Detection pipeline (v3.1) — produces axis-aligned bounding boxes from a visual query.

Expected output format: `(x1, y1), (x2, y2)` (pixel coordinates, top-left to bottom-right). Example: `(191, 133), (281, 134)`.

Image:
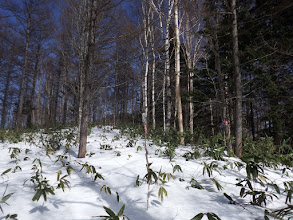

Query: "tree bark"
(212, 16), (232, 151)
(141, 0), (150, 127)
(53, 64), (62, 122)
(35, 80), (42, 125)
(78, 0), (96, 158)
(1, 67), (12, 129)
(62, 64), (69, 125)
(27, 40), (41, 127)
(174, 0), (184, 145)
(231, 0), (242, 157)
(16, 0), (32, 129)
(165, 0), (173, 132)
(151, 17), (156, 130)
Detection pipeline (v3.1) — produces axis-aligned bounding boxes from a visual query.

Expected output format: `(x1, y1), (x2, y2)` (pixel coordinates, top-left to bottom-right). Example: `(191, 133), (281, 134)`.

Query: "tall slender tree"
(174, 0), (184, 145)
(231, 0), (243, 157)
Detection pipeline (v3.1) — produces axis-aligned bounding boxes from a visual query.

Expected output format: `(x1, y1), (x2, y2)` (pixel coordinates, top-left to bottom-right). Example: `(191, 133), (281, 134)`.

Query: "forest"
(0, 0), (293, 219)
(0, 0), (292, 158)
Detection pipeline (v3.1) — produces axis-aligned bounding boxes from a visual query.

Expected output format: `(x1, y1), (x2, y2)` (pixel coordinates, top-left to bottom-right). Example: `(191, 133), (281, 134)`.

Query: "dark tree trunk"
(62, 66), (69, 125)
(78, 0), (96, 158)
(212, 22), (232, 151)
(27, 41), (41, 128)
(53, 65), (62, 122)
(1, 68), (12, 129)
(16, 0), (32, 129)
(231, 0), (243, 157)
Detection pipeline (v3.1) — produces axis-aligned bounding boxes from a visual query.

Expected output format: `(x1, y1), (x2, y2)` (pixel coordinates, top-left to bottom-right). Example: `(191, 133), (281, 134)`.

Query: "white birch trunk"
(141, 1), (151, 126)
(151, 12), (156, 129)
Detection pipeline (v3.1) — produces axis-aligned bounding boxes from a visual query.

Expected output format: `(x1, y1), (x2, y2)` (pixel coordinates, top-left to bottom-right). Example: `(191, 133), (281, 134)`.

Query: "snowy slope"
(0, 126), (292, 220)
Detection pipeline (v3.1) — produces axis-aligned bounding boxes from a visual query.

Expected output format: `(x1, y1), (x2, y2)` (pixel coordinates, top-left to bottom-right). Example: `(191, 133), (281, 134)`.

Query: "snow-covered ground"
(0, 126), (292, 220)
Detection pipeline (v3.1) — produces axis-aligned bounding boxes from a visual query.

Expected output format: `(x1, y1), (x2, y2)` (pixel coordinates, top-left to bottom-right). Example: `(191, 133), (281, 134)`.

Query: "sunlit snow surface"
(0, 126), (292, 220)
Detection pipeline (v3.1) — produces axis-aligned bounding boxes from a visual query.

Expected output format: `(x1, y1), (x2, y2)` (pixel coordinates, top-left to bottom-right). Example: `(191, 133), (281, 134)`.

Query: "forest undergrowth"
(0, 124), (292, 220)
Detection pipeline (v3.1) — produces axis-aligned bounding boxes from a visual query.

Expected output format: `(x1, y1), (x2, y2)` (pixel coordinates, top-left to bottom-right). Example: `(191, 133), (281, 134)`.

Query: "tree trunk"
(141, 0), (150, 127)
(62, 64), (69, 125)
(77, 58), (84, 143)
(163, 64), (166, 132)
(113, 45), (118, 128)
(231, 0), (242, 157)
(174, 0), (184, 145)
(54, 65), (62, 123)
(165, 0), (173, 132)
(209, 98), (215, 135)
(143, 47), (149, 127)
(1, 68), (12, 129)
(212, 19), (232, 151)
(35, 80), (41, 125)
(28, 40), (41, 127)
(16, 0), (32, 129)
(186, 53), (194, 139)
(78, 0), (96, 158)
(151, 23), (156, 130)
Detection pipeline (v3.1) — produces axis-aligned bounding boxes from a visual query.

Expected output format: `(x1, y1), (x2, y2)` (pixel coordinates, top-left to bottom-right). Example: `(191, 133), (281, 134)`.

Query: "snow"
(0, 126), (292, 220)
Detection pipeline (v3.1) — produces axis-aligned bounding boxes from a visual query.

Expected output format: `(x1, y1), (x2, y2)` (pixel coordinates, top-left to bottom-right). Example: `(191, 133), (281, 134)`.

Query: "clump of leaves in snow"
(163, 142), (177, 161)
(100, 144), (113, 150)
(264, 205), (293, 220)
(201, 161), (223, 191)
(0, 129), (24, 143)
(100, 185), (120, 203)
(235, 160), (280, 206)
(191, 212), (221, 220)
(187, 178), (203, 190)
(0, 185), (14, 214)
(95, 204), (129, 220)
(77, 161), (104, 182)
(25, 127), (77, 155)
(8, 147), (21, 163)
(200, 135), (227, 161)
(56, 170), (71, 192)
(29, 158), (55, 203)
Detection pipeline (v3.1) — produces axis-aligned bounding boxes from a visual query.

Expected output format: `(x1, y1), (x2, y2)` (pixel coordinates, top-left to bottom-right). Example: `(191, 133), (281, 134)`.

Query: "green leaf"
(158, 186), (168, 201)
(268, 183), (280, 194)
(66, 166), (75, 176)
(91, 165), (96, 174)
(103, 206), (116, 217)
(223, 193), (232, 201)
(117, 204), (125, 216)
(94, 173), (104, 181)
(57, 170), (61, 181)
(210, 178), (223, 191)
(247, 180), (253, 190)
(116, 192), (120, 203)
(136, 175), (141, 187)
(107, 187), (111, 195)
(46, 188), (55, 195)
(173, 164), (183, 173)
(5, 213), (18, 219)
(240, 187), (245, 197)
(32, 189), (43, 202)
(0, 193), (13, 204)
(264, 210), (270, 220)
(43, 191), (47, 201)
(206, 212), (221, 220)
(1, 168), (12, 176)
(191, 213), (204, 220)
